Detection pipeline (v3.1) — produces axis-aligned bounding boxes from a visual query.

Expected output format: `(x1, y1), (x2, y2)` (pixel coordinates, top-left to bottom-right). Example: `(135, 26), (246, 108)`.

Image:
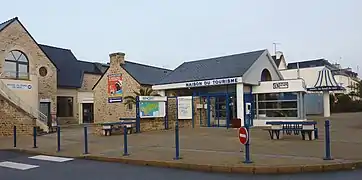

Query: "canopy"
(307, 68), (345, 91)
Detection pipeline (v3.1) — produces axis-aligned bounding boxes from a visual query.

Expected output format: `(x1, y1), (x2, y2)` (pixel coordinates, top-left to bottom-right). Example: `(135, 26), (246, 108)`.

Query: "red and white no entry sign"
(239, 127), (249, 145)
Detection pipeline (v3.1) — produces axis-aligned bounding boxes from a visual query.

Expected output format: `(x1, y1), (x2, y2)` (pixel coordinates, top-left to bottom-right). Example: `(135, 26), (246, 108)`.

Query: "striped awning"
(307, 68), (345, 91)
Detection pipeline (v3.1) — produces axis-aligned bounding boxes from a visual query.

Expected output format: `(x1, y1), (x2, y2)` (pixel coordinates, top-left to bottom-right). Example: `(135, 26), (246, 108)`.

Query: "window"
(255, 92), (299, 118)
(57, 97), (74, 117)
(4, 50), (29, 79)
(127, 103), (133, 110)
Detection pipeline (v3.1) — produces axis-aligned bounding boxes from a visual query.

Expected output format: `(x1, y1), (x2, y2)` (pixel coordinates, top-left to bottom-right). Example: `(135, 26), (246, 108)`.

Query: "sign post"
(239, 125), (252, 163)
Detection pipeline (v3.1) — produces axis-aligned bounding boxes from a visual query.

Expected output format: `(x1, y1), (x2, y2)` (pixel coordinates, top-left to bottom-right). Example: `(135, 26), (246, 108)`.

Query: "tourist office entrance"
(153, 76), (308, 128)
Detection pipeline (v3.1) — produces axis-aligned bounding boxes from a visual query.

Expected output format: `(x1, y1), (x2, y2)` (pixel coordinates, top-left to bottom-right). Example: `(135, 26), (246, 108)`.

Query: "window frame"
(4, 50), (29, 80)
(254, 92), (302, 120)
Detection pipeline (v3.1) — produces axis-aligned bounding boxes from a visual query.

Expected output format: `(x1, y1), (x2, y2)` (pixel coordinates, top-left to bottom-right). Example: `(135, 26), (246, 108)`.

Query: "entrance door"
(204, 94), (231, 128)
(82, 103), (94, 123)
(39, 102), (51, 128)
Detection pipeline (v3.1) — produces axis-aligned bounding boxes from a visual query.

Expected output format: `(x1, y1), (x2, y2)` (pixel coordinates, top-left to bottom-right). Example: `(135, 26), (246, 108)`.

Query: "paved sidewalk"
(1, 112), (362, 174)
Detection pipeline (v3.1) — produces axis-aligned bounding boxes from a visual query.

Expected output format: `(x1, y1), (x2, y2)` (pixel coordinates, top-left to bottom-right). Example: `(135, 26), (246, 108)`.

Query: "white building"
(273, 56), (360, 114)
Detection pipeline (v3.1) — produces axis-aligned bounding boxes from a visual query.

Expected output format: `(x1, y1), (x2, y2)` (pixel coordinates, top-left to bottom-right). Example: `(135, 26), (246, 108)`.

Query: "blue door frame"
(196, 92), (234, 129)
(243, 90), (254, 127)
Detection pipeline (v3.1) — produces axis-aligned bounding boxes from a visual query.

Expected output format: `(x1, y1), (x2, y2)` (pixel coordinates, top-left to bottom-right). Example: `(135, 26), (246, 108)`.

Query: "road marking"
(29, 155), (74, 162)
(0, 161), (39, 170)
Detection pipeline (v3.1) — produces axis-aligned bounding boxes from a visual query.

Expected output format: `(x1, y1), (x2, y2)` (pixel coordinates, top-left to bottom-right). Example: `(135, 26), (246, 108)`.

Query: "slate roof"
(157, 49), (266, 85)
(0, 17), (17, 32)
(287, 59), (337, 70)
(123, 61), (172, 85)
(39, 44), (86, 88)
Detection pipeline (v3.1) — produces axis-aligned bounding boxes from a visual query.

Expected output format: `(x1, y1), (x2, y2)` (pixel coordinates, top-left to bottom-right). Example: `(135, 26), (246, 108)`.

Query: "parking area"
(1, 112), (362, 167)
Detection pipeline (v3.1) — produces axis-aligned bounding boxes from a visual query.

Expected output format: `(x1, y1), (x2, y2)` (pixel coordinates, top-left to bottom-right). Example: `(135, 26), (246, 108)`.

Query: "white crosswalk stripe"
(0, 155), (74, 171)
(29, 155), (74, 162)
(0, 161), (39, 170)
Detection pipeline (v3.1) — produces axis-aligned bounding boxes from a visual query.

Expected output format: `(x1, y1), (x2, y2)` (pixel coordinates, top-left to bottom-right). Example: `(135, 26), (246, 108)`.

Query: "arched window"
(3, 50), (29, 79)
(261, 68), (272, 81)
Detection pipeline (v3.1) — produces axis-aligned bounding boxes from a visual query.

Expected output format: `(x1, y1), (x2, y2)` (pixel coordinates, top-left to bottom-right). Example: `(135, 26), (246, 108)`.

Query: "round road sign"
(238, 127), (249, 145)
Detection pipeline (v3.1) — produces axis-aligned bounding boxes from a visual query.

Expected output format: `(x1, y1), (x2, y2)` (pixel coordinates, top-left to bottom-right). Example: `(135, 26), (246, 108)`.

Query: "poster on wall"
(139, 96), (167, 118)
(177, 96), (193, 119)
(107, 74), (123, 103)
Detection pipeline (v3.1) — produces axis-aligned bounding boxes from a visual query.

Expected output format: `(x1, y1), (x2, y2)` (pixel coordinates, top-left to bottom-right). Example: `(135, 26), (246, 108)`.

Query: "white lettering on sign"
(185, 78), (238, 88)
(239, 134), (247, 138)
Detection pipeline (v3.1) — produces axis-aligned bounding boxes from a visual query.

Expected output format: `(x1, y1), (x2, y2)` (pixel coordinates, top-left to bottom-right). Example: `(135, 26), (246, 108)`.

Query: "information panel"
(177, 96), (193, 119)
(139, 96), (167, 118)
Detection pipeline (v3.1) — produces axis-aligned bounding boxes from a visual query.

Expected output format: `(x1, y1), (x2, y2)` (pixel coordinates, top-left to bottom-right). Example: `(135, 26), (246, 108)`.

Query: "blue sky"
(1, 0), (361, 75)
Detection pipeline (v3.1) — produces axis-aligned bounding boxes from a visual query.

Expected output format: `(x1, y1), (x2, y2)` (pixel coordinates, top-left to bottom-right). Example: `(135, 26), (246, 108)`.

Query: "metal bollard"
(243, 123), (253, 164)
(123, 125), (129, 156)
(83, 126), (88, 154)
(323, 120), (333, 160)
(174, 121), (180, 160)
(33, 127), (37, 148)
(13, 126), (17, 148)
(57, 126), (61, 152)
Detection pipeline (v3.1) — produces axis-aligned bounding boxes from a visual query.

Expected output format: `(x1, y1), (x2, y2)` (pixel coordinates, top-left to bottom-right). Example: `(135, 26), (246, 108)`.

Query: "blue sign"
(7, 83), (32, 90)
(185, 78), (238, 87)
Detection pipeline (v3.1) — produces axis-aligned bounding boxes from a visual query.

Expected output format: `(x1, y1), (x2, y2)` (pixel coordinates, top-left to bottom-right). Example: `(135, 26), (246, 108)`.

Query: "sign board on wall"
(107, 74), (123, 103)
(185, 77), (238, 88)
(252, 79), (307, 94)
(273, 82), (289, 89)
(6, 83), (32, 90)
(177, 96), (192, 119)
(139, 96), (167, 118)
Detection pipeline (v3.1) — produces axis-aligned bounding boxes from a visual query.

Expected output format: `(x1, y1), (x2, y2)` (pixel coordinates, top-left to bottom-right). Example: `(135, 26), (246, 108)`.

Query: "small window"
(127, 103), (133, 110)
(39, 67), (48, 77)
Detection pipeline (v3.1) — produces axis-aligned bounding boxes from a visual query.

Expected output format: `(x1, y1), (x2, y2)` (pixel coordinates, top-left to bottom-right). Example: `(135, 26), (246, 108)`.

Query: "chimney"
(109, 52), (125, 67)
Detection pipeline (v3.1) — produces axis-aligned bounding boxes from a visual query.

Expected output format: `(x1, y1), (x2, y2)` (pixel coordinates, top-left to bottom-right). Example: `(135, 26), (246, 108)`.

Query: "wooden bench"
(100, 119), (136, 136)
(264, 121), (318, 140)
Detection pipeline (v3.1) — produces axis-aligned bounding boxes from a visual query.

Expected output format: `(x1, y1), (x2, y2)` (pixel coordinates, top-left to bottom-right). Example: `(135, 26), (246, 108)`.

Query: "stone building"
(92, 52), (173, 132)
(0, 17), (171, 136)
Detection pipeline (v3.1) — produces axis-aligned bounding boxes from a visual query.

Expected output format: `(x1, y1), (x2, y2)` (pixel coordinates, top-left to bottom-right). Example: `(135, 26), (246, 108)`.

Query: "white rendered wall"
(280, 66), (325, 88)
(236, 83), (244, 126)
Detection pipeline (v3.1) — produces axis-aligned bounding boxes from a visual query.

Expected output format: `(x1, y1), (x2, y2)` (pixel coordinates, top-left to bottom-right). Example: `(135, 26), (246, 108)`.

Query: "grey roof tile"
(157, 49), (266, 84)
(122, 61), (172, 85)
(39, 44), (86, 88)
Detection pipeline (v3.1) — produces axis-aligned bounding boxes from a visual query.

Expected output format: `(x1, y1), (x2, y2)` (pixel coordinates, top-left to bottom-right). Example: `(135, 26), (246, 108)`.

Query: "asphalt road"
(0, 150), (361, 180)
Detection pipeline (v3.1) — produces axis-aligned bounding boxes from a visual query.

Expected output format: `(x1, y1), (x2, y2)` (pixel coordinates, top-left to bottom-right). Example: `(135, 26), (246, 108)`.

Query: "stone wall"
(0, 19), (57, 114)
(0, 94), (35, 136)
(80, 73), (102, 91)
(93, 53), (139, 124)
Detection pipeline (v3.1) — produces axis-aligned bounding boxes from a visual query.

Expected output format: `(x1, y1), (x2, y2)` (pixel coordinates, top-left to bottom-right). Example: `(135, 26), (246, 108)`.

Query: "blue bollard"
(243, 122), (253, 164)
(174, 121), (180, 160)
(13, 126), (16, 148)
(123, 125), (129, 156)
(83, 126), (88, 154)
(323, 120), (333, 160)
(315, 128), (319, 139)
(57, 126), (61, 152)
(135, 96), (141, 133)
(33, 127), (37, 148)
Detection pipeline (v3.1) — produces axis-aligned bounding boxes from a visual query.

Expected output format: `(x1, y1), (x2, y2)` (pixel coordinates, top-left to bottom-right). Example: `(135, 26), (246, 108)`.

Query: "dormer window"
(3, 50), (29, 80)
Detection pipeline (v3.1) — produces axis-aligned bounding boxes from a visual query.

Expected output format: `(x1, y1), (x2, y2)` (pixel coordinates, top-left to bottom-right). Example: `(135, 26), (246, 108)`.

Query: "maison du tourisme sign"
(185, 77), (238, 88)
